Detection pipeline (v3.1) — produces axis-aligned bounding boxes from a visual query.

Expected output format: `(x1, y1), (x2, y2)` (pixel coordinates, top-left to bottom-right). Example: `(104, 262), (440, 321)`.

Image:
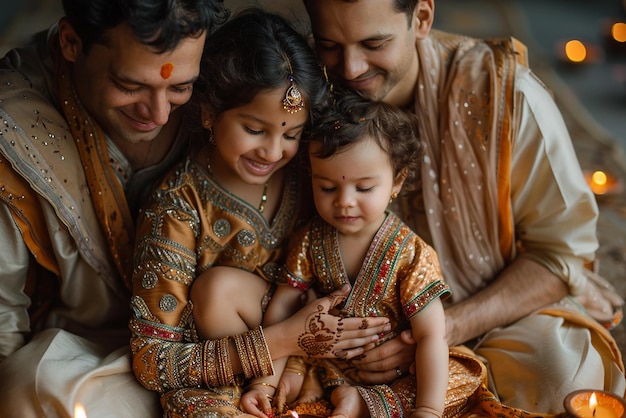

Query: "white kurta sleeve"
(510, 65), (599, 295)
(0, 203), (32, 360)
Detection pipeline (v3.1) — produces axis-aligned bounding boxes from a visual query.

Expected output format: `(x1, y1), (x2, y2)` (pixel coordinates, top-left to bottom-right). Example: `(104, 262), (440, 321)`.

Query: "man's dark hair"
(62, 0), (229, 54)
(391, 0), (419, 25)
(303, 0), (418, 27)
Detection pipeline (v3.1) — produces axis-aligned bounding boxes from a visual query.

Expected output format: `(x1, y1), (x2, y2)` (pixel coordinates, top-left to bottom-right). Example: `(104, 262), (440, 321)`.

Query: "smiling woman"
(128, 9), (395, 418)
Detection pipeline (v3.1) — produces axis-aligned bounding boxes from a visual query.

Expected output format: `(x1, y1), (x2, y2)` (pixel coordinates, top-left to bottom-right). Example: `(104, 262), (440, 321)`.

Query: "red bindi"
(160, 62), (174, 79)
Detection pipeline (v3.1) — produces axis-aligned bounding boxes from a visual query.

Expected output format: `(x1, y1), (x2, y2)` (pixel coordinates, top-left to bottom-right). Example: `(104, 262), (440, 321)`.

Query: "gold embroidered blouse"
(129, 146), (310, 392)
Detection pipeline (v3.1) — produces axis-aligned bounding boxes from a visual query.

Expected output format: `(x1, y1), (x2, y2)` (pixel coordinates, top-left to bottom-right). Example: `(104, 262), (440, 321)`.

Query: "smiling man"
(303, 0), (626, 414)
(0, 0), (227, 416)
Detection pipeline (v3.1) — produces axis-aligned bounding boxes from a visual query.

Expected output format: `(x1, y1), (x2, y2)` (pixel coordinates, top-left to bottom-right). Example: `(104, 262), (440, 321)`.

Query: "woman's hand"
(347, 329), (416, 384)
(240, 385), (274, 418)
(274, 371), (306, 412)
(265, 285), (391, 360)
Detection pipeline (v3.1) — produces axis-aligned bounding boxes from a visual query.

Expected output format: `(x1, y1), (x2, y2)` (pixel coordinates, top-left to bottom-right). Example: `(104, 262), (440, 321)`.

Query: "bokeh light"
(565, 40), (587, 63)
(611, 22), (626, 43)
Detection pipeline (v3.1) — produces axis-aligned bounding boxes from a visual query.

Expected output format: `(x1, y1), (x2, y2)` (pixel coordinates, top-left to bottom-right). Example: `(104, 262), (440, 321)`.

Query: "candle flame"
(589, 392), (598, 410)
(74, 403), (87, 418)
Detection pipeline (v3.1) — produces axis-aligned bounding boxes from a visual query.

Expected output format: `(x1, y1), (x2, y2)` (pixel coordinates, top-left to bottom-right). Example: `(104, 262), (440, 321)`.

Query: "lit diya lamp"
(278, 399), (332, 417)
(564, 390), (626, 418)
(279, 411), (323, 418)
(583, 170), (624, 196)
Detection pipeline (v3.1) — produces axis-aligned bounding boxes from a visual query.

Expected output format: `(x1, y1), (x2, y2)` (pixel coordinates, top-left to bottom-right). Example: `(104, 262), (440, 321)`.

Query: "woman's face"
(204, 86), (308, 187)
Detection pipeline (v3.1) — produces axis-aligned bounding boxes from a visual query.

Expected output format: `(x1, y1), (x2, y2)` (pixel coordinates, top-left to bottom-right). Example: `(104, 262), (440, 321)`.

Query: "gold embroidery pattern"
(130, 156), (305, 397)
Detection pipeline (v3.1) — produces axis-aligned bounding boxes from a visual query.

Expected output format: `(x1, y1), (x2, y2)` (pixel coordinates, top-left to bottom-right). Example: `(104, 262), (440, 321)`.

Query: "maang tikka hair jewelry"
(283, 58), (304, 114)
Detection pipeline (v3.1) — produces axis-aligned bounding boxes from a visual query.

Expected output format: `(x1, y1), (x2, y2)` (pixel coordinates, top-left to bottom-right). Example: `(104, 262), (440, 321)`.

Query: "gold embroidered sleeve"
(399, 235), (450, 319)
(130, 180), (206, 392)
(130, 318), (274, 392)
(130, 319), (204, 392)
(282, 222), (315, 291)
(130, 167), (275, 392)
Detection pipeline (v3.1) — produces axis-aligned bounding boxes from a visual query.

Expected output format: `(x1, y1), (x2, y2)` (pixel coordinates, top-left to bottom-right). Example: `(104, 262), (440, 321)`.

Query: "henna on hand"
(290, 285), (391, 360)
(297, 304), (345, 357)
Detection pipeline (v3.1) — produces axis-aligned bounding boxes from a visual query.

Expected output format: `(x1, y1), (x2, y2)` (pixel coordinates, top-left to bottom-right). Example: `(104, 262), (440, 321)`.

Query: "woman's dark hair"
(310, 88), (421, 191)
(62, 0), (229, 54)
(192, 8), (329, 125)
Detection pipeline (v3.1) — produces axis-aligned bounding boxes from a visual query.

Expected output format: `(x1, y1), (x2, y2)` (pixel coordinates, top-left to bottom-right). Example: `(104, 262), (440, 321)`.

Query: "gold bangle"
(202, 340), (219, 387)
(244, 381), (277, 399)
(285, 371), (304, 376)
(248, 326), (274, 377)
(284, 356), (307, 376)
(234, 333), (253, 379)
(245, 382), (277, 391)
(410, 406), (442, 418)
(216, 336), (235, 385)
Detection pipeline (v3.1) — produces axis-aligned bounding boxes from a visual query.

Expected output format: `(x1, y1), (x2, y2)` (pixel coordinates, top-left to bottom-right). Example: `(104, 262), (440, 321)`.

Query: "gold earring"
(203, 119), (211, 129)
(207, 128), (216, 146)
(389, 192), (398, 204)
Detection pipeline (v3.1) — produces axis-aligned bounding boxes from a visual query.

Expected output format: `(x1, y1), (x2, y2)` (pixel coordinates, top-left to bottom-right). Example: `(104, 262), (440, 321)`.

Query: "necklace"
(258, 182), (269, 213)
(206, 155), (269, 213)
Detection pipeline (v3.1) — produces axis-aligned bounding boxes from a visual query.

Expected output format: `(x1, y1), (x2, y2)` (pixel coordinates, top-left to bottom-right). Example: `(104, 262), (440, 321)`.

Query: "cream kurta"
(0, 27), (187, 417)
(398, 31), (625, 412)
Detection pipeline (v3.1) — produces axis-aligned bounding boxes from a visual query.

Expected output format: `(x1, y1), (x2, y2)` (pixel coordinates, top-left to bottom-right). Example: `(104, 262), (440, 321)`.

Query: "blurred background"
(434, 0), (626, 157)
(2, 0), (625, 348)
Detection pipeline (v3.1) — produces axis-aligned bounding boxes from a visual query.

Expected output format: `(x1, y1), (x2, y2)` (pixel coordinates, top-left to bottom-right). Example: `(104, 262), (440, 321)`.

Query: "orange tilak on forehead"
(160, 62), (174, 79)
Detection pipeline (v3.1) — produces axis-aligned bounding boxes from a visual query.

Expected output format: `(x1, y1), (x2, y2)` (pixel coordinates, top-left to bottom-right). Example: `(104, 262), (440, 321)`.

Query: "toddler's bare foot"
(329, 385), (368, 418)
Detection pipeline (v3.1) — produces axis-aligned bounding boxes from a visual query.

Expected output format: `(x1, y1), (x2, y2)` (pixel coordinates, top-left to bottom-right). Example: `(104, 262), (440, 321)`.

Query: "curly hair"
(309, 88), (421, 191)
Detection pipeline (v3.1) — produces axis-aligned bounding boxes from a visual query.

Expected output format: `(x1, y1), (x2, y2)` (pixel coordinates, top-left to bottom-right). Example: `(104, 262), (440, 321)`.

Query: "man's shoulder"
(428, 29), (528, 68)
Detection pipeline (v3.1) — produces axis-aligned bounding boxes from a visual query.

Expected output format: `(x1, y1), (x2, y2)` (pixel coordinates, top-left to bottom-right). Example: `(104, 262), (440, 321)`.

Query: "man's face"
(67, 23), (206, 147)
(307, 0), (419, 107)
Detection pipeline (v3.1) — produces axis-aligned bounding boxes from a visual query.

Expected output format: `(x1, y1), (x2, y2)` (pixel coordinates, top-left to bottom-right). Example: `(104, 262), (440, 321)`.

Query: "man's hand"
(347, 329), (416, 384)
